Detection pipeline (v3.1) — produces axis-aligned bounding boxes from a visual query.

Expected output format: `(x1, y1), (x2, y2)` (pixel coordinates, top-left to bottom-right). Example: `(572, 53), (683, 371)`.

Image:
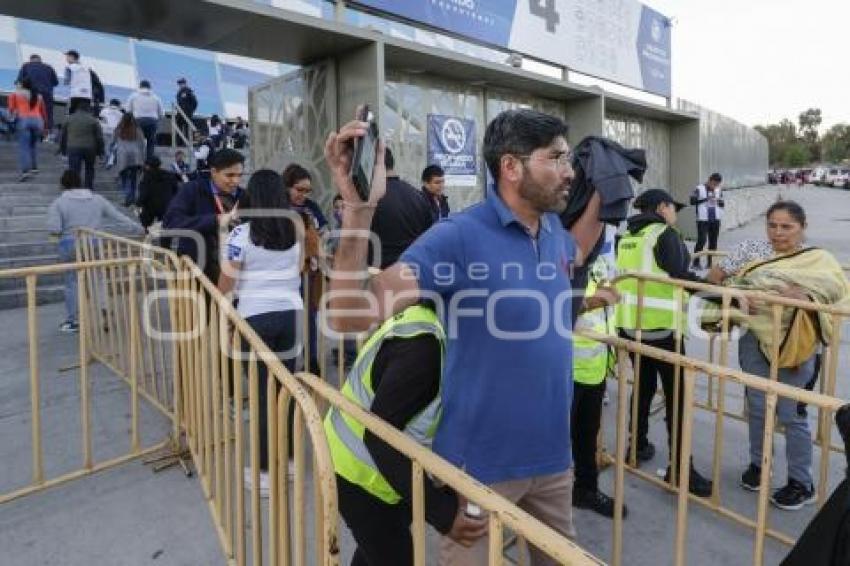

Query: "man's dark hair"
(60, 170), (82, 189)
(109, 98), (121, 107)
(385, 147), (395, 171)
(709, 172), (723, 183)
(421, 164), (445, 183)
(29, 54), (41, 62)
(282, 163), (311, 188)
(483, 109), (569, 182)
(66, 50), (79, 60)
(139, 80), (151, 89)
(209, 148), (245, 170)
(145, 155), (162, 169)
(242, 169), (296, 251)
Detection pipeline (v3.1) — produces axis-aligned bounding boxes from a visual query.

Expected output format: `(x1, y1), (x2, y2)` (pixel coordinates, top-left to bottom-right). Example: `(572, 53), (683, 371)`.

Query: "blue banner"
(427, 114), (478, 187)
(353, 0), (516, 47)
(350, 0), (672, 97)
(637, 5), (672, 98)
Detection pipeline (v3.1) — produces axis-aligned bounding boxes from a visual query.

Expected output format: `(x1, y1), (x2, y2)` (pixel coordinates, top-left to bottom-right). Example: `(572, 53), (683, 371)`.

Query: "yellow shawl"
(703, 247), (850, 368)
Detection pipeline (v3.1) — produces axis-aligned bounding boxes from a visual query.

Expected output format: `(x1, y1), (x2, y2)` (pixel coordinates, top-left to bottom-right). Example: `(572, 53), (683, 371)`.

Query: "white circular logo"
(651, 19), (663, 42)
(440, 118), (467, 155)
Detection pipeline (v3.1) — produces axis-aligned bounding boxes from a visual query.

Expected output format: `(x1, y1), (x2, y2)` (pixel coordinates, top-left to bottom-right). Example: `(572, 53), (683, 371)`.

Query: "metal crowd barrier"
(0, 255), (175, 505)
(576, 271), (849, 566)
(72, 229), (604, 565)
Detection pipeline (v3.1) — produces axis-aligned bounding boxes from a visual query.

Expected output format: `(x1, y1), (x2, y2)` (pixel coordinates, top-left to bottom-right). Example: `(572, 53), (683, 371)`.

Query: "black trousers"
(245, 309), (298, 470)
(694, 220), (721, 265)
(338, 475), (413, 566)
(571, 380), (606, 492)
(68, 147), (96, 189)
(625, 331), (685, 464)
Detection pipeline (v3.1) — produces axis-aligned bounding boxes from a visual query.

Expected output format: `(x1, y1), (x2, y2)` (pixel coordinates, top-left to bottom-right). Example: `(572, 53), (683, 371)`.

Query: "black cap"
(177, 77), (187, 84)
(633, 189), (686, 211)
(65, 49), (79, 59)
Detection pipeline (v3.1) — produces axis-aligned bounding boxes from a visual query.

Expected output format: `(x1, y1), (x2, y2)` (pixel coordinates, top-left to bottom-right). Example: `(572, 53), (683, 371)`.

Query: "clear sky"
(646, 0), (847, 130)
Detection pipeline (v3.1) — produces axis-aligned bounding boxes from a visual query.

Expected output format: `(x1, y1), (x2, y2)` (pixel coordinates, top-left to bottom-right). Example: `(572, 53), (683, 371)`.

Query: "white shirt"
(99, 107), (123, 134)
(693, 184), (724, 222)
(65, 63), (92, 99)
(126, 89), (163, 120)
(224, 223), (303, 319)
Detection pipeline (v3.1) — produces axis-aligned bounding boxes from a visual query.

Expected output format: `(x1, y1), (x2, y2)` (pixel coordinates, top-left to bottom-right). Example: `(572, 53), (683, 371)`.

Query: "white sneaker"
(243, 468), (270, 498)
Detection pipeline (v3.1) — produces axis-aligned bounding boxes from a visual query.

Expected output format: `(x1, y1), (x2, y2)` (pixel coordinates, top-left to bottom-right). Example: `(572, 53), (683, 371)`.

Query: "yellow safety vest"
(573, 256), (616, 385)
(324, 305), (445, 504)
(615, 223), (685, 331)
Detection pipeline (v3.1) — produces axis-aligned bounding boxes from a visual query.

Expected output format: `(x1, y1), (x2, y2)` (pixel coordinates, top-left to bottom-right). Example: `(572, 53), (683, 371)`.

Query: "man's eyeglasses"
(514, 152), (574, 169)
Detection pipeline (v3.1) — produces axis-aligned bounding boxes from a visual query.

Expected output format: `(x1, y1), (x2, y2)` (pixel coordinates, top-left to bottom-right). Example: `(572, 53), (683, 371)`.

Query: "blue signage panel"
(427, 114), (478, 186)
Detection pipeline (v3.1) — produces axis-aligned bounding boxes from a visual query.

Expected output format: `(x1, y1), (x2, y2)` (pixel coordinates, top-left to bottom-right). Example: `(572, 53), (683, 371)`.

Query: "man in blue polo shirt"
(325, 109), (579, 565)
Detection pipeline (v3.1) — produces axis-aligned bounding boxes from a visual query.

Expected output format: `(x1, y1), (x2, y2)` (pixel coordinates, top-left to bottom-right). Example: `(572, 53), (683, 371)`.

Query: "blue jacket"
(163, 178), (243, 273)
(16, 62), (58, 96)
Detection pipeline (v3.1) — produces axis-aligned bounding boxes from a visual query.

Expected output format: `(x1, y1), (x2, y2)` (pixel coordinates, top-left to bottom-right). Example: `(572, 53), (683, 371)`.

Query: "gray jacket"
(47, 189), (141, 238)
(114, 128), (146, 174)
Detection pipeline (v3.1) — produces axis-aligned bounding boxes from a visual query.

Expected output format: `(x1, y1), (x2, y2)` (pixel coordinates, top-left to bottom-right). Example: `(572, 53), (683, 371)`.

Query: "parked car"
(830, 169), (850, 189)
(810, 166), (830, 185)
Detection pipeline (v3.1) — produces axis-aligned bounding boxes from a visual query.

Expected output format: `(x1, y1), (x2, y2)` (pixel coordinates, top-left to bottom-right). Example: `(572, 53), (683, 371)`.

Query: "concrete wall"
(678, 99), (769, 189)
(604, 112), (671, 191)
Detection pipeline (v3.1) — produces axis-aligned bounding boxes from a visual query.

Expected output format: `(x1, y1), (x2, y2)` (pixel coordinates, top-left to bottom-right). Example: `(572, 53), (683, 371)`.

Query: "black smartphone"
(350, 105), (379, 202)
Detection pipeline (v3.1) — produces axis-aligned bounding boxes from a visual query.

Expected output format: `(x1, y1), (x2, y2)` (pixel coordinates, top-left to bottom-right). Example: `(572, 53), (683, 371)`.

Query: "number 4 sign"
(529, 0), (560, 33)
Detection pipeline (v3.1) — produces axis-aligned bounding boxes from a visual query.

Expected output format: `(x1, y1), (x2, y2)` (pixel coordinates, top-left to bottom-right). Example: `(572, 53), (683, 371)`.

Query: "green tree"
(798, 108), (822, 162)
(821, 124), (850, 164)
(755, 119), (798, 166)
(782, 143), (810, 167)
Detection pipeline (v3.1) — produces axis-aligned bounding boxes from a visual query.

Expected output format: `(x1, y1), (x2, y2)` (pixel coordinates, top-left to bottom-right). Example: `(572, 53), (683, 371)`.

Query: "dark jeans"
(245, 309), (299, 471)
(120, 167), (138, 205)
(338, 475), (413, 566)
(136, 117), (158, 159)
(694, 220), (721, 266)
(68, 147), (96, 189)
(625, 331), (686, 464)
(40, 90), (55, 131)
(571, 380), (606, 492)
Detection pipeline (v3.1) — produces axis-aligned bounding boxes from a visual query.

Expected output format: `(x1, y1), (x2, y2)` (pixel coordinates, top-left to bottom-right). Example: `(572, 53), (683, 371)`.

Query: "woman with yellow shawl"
(707, 201), (850, 510)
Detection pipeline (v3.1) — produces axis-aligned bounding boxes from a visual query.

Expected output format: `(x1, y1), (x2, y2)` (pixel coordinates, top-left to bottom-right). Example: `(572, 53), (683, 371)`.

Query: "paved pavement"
(2, 186), (849, 565)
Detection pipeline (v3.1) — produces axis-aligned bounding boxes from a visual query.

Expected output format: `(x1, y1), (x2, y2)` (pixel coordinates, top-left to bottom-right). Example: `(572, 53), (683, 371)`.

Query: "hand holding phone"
(323, 107), (386, 207)
(350, 105), (380, 201)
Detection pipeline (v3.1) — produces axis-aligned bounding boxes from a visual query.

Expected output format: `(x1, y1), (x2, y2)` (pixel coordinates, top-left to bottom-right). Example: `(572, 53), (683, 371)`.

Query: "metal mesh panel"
(605, 112), (671, 190)
(249, 61), (337, 214)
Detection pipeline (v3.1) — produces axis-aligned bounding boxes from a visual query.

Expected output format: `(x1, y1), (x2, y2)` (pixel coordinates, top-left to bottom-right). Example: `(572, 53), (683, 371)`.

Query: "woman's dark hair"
(766, 200), (806, 226)
(242, 169), (296, 251)
(483, 109), (569, 182)
(60, 169), (82, 190)
(115, 112), (140, 141)
(282, 163), (311, 188)
(21, 78), (38, 109)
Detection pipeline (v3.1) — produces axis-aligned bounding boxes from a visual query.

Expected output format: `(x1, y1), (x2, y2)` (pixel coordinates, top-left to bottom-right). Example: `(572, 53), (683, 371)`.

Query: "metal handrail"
(170, 103), (197, 169)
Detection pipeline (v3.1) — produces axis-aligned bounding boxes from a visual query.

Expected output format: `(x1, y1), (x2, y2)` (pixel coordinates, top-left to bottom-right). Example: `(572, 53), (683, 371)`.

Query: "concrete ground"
(1, 185), (849, 565)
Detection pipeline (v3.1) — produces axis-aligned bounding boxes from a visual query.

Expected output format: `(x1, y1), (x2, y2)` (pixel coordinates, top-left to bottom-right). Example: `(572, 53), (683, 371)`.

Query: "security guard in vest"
(325, 302), (487, 565)
(615, 188), (712, 497)
(571, 253), (629, 518)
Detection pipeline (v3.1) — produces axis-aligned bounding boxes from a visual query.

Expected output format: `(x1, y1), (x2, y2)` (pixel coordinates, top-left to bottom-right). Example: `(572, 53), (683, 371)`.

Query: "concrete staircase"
(0, 140), (143, 309)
